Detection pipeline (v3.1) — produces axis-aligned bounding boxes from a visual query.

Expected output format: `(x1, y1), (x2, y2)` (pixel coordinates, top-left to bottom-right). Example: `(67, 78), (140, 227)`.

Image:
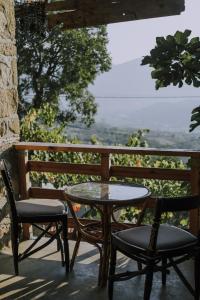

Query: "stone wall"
(0, 0), (19, 249)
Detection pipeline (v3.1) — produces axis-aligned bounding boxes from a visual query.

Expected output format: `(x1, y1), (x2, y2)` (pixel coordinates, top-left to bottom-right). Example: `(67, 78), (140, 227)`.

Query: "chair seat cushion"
(16, 198), (67, 217)
(113, 224), (198, 252)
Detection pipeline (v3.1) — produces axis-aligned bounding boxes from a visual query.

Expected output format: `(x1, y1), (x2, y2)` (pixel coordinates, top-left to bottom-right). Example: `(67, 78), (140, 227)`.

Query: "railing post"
(101, 154), (110, 181)
(18, 150), (31, 239)
(190, 157), (200, 235)
(18, 150), (30, 199)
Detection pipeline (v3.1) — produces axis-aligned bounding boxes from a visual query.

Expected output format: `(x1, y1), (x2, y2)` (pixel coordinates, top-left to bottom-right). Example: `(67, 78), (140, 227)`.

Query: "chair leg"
(162, 257), (167, 285)
(108, 244), (117, 300)
(62, 219), (69, 274)
(97, 246), (103, 287)
(195, 253), (200, 300)
(70, 233), (81, 271)
(12, 222), (19, 276)
(55, 223), (61, 252)
(138, 262), (143, 271)
(143, 265), (154, 300)
(59, 238), (65, 267)
(54, 222), (65, 266)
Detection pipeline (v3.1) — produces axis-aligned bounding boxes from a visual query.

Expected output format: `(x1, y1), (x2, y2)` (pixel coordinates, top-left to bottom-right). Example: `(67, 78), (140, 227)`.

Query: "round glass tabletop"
(65, 182), (150, 205)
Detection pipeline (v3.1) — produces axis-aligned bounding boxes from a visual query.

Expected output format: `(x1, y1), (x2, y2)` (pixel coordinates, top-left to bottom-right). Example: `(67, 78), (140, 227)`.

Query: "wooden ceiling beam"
(46, 0), (185, 30)
(48, 11), (136, 30)
(46, 0), (77, 12)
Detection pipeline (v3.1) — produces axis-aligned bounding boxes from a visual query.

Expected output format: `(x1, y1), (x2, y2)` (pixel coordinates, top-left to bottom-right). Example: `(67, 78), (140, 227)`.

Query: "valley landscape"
(69, 58), (200, 149)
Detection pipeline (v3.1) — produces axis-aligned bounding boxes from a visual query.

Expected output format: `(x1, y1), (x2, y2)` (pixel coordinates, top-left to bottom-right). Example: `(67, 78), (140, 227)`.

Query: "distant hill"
(89, 58), (200, 132)
(67, 122), (200, 150)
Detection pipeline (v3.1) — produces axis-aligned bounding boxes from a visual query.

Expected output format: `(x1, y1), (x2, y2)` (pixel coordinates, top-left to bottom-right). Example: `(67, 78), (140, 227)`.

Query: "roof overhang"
(46, 0), (185, 30)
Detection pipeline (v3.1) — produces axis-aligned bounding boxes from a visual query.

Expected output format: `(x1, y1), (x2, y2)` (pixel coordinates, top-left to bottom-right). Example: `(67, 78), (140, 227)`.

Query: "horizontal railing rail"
(25, 161), (191, 181)
(15, 142), (200, 157)
(14, 142), (200, 236)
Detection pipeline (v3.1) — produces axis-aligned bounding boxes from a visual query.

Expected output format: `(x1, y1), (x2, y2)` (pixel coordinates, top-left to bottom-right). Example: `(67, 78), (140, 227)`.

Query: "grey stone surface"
(0, 55), (13, 89)
(0, 240), (194, 300)
(0, 0), (19, 249)
(0, 0), (16, 39)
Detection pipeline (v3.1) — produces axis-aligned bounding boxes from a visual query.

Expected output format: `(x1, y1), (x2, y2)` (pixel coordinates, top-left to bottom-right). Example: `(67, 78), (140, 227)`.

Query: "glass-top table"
(64, 182), (150, 287)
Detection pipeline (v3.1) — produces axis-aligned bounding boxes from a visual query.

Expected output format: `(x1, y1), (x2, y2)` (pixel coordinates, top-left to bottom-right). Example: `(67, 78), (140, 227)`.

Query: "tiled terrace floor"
(0, 239), (194, 300)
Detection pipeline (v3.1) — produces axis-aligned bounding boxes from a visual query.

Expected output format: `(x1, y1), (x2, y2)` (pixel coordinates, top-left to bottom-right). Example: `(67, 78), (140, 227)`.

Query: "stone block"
(0, 43), (16, 56)
(0, 89), (18, 117)
(8, 115), (20, 134)
(0, 55), (13, 89)
(0, 55), (17, 88)
(11, 59), (18, 86)
(0, 0), (15, 40)
(0, 119), (7, 137)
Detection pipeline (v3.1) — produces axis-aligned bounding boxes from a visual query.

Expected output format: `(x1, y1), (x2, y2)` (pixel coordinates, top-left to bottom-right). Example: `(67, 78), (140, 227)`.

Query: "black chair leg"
(138, 262), (143, 271)
(70, 233), (81, 271)
(195, 253), (200, 300)
(162, 257), (167, 285)
(54, 222), (65, 266)
(97, 246), (103, 287)
(62, 219), (69, 274)
(144, 265), (154, 300)
(12, 222), (19, 276)
(55, 223), (61, 252)
(108, 245), (117, 300)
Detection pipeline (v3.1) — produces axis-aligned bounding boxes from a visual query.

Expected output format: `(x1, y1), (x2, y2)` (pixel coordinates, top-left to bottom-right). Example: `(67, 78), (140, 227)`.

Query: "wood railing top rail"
(14, 142), (200, 158)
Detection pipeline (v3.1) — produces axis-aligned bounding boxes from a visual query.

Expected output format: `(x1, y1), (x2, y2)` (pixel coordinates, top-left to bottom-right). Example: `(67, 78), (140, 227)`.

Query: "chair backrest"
(157, 195), (200, 213)
(148, 195), (200, 252)
(0, 159), (17, 220)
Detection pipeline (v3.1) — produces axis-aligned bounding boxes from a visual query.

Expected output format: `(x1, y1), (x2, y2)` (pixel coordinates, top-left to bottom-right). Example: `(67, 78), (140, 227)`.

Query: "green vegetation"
(21, 104), (189, 227)
(66, 122), (200, 150)
(142, 30), (200, 131)
(16, 20), (111, 126)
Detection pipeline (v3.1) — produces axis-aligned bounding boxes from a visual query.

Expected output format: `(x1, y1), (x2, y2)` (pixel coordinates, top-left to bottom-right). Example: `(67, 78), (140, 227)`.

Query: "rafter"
(46, 0), (185, 30)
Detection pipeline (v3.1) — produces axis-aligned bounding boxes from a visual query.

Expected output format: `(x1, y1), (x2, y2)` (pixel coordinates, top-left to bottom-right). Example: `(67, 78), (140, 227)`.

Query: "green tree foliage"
(21, 104), (101, 187)
(141, 30), (200, 131)
(16, 20), (111, 126)
(21, 104), (189, 226)
(110, 129), (188, 226)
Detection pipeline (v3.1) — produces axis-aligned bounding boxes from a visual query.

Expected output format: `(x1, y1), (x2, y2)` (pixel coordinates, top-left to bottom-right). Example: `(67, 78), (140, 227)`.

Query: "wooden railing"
(14, 142), (200, 235)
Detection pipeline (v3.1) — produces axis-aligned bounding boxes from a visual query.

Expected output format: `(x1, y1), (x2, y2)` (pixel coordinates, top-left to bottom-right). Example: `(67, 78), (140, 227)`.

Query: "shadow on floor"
(0, 240), (194, 300)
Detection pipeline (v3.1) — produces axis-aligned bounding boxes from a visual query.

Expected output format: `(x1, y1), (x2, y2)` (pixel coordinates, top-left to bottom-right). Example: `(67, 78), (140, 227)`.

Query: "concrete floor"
(0, 239), (194, 300)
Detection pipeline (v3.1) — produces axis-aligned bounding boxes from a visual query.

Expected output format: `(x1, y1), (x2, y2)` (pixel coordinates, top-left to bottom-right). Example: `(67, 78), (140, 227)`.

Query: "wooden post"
(18, 150), (31, 240)
(18, 150), (30, 199)
(190, 157), (200, 235)
(100, 154), (110, 181)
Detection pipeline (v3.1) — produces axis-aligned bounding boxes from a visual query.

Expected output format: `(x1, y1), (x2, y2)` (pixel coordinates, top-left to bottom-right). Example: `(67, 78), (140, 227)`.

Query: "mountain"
(89, 58), (200, 132)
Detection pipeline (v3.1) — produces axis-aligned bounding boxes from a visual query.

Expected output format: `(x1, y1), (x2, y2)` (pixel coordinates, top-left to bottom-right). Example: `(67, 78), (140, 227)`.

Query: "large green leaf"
(190, 106), (200, 131)
(141, 29), (200, 131)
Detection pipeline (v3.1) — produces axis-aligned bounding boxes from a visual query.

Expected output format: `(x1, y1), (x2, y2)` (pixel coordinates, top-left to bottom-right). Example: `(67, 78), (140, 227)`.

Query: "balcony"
(14, 141), (200, 235)
(0, 141), (199, 299)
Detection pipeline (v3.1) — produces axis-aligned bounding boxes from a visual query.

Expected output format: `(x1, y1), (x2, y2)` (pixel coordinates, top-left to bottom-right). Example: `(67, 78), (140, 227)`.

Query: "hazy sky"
(107, 0), (200, 65)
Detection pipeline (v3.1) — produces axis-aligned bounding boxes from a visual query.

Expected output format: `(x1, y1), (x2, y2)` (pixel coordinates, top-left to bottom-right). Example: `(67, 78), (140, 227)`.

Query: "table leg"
(99, 205), (112, 287)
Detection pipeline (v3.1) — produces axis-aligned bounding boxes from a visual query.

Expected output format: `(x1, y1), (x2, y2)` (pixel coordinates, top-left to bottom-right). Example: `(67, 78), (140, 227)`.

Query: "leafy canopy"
(141, 30), (200, 89)
(141, 30), (200, 131)
(16, 20), (111, 126)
